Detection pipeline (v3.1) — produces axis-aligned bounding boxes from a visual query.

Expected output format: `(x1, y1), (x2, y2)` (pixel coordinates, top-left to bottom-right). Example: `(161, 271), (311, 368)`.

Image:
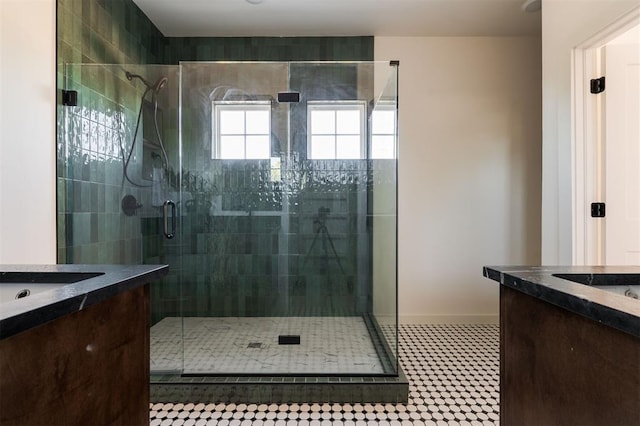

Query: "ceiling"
(131, 0), (541, 38)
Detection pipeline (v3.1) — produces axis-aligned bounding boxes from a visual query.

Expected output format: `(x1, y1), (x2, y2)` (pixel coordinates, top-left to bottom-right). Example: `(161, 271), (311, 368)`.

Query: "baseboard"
(399, 314), (499, 324)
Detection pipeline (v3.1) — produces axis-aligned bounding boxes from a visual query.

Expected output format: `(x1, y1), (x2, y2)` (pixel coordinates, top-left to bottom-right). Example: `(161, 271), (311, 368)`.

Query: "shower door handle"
(163, 200), (176, 239)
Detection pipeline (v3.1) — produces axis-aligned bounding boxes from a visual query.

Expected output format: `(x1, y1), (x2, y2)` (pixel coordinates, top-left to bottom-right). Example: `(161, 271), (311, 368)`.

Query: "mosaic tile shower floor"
(150, 324), (500, 425)
(151, 317), (385, 375)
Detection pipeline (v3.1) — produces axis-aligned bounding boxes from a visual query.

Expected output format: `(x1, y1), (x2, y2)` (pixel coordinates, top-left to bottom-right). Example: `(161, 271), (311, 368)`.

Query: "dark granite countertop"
(0, 264), (168, 340)
(484, 266), (640, 338)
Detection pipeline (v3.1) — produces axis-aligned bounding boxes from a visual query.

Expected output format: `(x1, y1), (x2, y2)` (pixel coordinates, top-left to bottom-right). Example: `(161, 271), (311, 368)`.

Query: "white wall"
(0, 0), (57, 263)
(541, 0), (638, 264)
(375, 37), (542, 323)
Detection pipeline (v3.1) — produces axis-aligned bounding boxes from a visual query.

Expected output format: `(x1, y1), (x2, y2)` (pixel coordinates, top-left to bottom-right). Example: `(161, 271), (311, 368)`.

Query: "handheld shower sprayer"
(154, 77), (168, 92)
(121, 70), (170, 188)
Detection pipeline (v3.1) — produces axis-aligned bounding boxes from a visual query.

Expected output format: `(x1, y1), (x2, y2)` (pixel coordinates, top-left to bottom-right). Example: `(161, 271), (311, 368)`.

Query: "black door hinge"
(590, 77), (605, 94)
(591, 202), (606, 218)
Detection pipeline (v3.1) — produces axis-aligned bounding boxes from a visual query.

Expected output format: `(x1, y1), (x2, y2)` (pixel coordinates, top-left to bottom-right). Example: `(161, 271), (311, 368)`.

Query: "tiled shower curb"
(150, 368), (409, 404)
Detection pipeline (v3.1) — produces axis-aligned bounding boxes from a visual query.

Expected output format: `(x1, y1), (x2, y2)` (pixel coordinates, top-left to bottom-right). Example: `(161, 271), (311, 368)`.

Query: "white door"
(604, 38), (640, 265)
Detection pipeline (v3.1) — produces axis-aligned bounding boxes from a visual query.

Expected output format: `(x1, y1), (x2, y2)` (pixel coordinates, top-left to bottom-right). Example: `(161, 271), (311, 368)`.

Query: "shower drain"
(247, 342), (263, 348)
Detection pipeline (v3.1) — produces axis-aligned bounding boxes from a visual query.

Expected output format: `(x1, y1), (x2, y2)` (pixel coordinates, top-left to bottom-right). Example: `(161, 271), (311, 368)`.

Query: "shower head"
(126, 71), (168, 93)
(125, 71), (152, 89)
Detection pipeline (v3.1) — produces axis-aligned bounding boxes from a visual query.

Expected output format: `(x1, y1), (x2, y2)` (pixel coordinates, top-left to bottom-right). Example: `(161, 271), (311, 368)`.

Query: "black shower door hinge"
(62, 90), (78, 106)
(590, 77), (605, 94)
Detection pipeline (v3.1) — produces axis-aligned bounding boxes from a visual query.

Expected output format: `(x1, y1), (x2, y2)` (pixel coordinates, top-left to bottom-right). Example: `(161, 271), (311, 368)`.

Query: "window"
(212, 101), (271, 159)
(307, 101), (366, 159)
(370, 105), (396, 159)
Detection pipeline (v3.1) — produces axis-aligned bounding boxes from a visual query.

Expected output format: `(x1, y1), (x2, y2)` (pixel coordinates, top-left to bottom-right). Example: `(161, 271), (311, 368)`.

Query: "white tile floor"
(150, 324), (500, 426)
(151, 317), (384, 375)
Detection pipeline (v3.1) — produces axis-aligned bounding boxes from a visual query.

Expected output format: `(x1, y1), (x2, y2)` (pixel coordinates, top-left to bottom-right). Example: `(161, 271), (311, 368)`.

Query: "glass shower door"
(178, 62), (292, 374)
(135, 65), (184, 376)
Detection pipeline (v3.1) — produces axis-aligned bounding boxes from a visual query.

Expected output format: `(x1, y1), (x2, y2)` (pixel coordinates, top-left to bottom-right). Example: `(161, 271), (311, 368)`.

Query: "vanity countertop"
(0, 264), (168, 340)
(483, 265), (640, 338)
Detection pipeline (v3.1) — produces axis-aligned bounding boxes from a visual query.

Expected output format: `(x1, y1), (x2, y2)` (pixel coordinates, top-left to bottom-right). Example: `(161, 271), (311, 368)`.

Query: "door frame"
(571, 6), (640, 265)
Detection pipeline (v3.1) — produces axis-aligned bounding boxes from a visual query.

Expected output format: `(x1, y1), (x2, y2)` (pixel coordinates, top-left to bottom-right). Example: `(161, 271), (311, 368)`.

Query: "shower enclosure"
(58, 61), (398, 381)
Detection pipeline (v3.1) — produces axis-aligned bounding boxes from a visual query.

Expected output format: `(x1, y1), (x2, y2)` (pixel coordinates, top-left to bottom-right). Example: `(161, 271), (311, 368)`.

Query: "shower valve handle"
(163, 200), (176, 239)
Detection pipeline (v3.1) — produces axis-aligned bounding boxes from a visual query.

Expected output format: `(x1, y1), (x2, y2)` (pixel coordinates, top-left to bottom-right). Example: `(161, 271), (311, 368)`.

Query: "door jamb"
(571, 6), (640, 265)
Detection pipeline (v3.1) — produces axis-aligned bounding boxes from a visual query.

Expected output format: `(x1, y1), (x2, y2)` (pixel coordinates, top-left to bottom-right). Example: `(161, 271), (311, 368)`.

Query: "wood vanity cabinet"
(0, 285), (150, 426)
(500, 286), (640, 426)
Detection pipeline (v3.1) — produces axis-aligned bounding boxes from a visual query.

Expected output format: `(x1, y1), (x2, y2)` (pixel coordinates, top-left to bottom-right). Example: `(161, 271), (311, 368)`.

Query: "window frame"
(306, 100), (367, 160)
(211, 100), (271, 160)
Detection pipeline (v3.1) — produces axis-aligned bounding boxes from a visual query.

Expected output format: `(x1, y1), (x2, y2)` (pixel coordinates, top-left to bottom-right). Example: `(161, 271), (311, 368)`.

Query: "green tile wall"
(56, 0), (165, 266)
(164, 36), (373, 63)
(57, 0), (164, 66)
(174, 62), (375, 318)
(56, 0), (377, 321)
